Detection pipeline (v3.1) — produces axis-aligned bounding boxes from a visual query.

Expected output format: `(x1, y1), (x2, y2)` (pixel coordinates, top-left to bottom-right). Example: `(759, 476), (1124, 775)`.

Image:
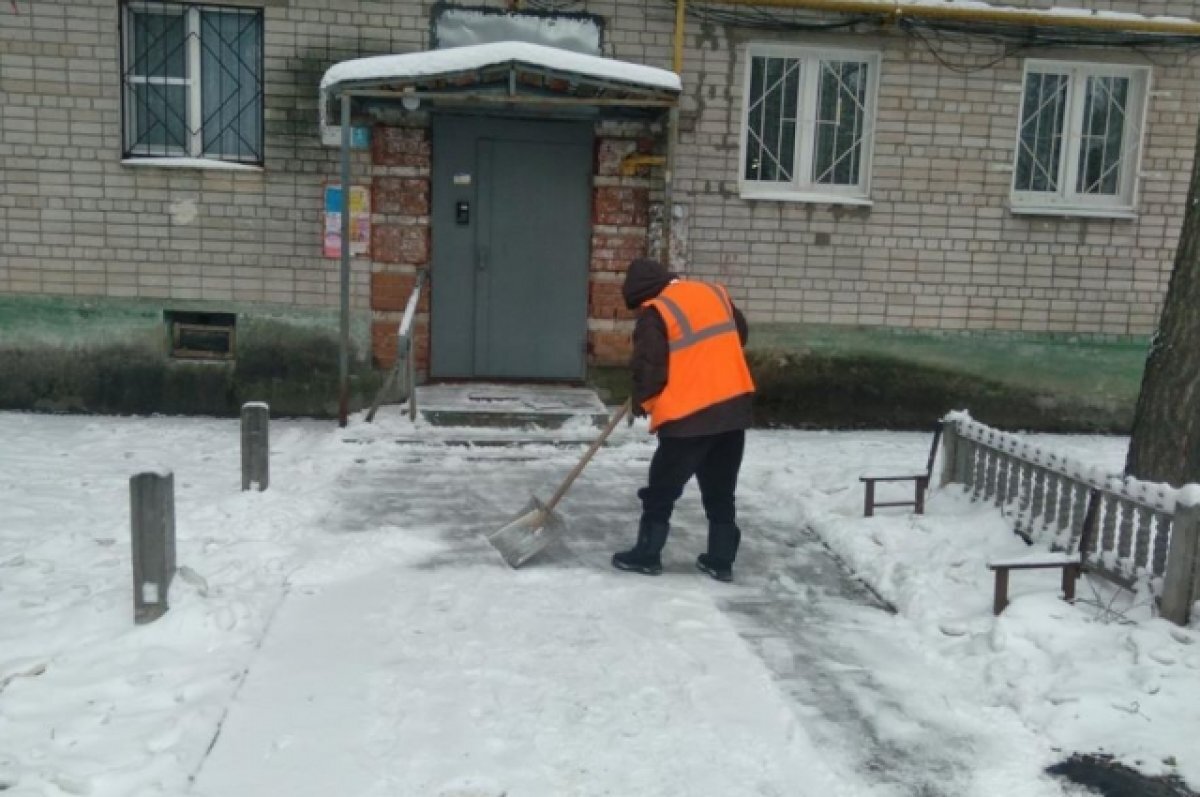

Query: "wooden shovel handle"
(543, 398), (632, 513)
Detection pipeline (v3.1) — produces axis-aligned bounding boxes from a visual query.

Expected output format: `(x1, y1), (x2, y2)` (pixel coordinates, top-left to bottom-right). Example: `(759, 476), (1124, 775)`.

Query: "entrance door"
(431, 115), (593, 379)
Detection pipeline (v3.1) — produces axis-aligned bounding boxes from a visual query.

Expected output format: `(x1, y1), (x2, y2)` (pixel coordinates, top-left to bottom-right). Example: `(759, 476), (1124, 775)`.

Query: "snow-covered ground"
(0, 410), (1196, 796)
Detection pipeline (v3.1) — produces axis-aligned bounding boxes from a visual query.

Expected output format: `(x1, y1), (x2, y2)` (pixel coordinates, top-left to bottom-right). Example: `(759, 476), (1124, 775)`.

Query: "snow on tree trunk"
(1125, 127), (1200, 487)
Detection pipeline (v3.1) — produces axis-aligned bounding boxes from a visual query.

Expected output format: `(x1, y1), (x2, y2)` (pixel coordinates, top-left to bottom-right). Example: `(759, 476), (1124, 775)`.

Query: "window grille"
(1015, 72), (1069, 193)
(813, 60), (869, 187)
(741, 46), (879, 202)
(1012, 61), (1149, 214)
(121, 2), (264, 164)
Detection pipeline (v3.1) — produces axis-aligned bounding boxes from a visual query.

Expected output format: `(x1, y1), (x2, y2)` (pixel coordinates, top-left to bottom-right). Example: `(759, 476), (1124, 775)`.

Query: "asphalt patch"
(1048, 754), (1197, 797)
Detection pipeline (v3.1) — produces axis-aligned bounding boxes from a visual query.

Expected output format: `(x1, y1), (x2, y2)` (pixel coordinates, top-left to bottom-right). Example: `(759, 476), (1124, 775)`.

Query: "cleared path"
(191, 429), (1070, 797)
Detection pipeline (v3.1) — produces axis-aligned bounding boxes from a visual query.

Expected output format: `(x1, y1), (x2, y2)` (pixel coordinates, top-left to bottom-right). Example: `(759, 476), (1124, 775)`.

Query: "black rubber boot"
(612, 519), (670, 576)
(696, 522), (740, 583)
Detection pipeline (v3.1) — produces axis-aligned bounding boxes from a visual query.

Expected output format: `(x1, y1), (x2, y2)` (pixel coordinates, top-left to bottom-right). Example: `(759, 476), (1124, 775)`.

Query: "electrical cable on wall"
(685, 1), (876, 32)
(668, 0), (1200, 73)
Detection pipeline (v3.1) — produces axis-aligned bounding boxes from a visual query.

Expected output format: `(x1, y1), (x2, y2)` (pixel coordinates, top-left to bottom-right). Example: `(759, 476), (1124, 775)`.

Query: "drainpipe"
(663, 108), (679, 270)
(673, 0), (685, 74)
(664, 0), (686, 270)
(338, 93), (351, 428)
(698, 0), (1200, 35)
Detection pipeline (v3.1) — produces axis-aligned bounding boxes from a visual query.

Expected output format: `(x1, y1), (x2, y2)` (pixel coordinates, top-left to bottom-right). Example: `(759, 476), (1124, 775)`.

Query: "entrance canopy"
(319, 41), (681, 111)
(322, 43), (681, 424)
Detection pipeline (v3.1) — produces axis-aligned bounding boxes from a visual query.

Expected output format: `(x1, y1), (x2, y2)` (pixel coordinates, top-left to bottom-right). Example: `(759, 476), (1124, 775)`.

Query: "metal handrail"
(365, 269), (427, 423)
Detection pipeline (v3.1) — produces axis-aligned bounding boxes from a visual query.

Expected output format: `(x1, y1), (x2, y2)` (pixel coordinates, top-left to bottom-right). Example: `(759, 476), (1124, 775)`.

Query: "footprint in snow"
(435, 776), (506, 797)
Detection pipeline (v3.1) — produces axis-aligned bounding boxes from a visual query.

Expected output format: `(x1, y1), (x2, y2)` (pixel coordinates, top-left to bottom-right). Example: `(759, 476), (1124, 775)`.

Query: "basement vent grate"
(165, 310), (236, 360)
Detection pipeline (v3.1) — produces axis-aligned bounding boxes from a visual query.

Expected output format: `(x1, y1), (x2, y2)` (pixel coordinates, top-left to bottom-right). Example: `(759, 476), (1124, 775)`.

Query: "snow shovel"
(488, 399), (632, 568)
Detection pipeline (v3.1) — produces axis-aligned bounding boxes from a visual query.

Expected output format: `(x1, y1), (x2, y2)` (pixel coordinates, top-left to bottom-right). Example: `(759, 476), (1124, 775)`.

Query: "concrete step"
(343, 435), (603, 449)
(414, 383), (611, 430)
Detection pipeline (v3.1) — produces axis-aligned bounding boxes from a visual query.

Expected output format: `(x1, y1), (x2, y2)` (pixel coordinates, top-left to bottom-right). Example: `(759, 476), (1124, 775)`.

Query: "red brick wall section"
(374, 177), (430, 217)
(595, 138), (638, 177)
(371, 321), (398, 370)
(589, 330), (632, 364)
(372, 224), (429, 265)
(371, 320), (430, 372)
(369, 125), (432, 372)
(371, 127), (430, 169)
(587, 134), (658, 368)
(593, 186), (649, 227)
(590, 231), (647, 273)
(594, 136), (656, 178)
(370, 272), (431, 314)
(589, 280), (633, 321)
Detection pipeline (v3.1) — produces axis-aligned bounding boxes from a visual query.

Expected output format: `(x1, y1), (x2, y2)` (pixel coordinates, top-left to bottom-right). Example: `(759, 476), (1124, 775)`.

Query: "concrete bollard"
(241, 402), (270, 491)
(130, 471), (176, 625)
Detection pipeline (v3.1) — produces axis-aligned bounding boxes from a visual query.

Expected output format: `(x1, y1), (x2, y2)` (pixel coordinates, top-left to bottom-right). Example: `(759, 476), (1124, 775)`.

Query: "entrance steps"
(413, 384), (611, 430)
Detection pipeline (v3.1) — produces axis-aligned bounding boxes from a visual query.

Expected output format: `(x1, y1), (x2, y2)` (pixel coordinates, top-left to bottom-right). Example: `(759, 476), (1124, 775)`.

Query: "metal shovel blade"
(487, 496), (567, 568)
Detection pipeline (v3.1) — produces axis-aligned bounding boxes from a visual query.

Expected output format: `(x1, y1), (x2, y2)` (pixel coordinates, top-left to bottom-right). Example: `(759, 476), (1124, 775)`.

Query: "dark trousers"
(638, 429), (745, 526)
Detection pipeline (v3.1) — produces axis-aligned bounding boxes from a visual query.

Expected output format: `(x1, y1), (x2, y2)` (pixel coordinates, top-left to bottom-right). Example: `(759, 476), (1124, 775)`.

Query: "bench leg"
(1062, 564), (1080, 603)
(915, 476), (928, 515)
(863, 481), (875, 518)
(993, 568), (1009, 615)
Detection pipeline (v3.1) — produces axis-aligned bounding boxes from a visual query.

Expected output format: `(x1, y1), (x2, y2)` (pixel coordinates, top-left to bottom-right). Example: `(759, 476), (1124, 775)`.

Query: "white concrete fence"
(940, 412), (1200, 626)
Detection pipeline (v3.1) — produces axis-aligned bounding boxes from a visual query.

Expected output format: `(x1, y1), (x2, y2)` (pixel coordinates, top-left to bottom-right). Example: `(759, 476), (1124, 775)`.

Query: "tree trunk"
(1125, 124), (1200, 487)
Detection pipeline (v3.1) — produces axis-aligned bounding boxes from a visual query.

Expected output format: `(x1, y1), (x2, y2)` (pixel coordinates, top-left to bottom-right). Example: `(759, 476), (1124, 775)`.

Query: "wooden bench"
(860, 421), (943, 517)
(987, 553), (1082, 615)
(986, 488), (1099, 615)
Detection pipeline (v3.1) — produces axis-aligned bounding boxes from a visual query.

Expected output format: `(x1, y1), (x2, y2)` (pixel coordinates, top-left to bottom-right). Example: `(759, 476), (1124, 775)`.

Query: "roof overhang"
(320, 41), (681, 111)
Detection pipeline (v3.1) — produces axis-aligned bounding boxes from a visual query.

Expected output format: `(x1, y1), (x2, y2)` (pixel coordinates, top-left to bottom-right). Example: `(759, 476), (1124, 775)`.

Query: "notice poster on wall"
(323, 185), (370, 258)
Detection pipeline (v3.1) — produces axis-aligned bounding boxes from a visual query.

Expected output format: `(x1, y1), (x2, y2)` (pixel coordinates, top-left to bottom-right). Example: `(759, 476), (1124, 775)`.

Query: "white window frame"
(1010, 59), (1151, 217)
(121, 1), (263, 166)
(738, 44), (881, 205)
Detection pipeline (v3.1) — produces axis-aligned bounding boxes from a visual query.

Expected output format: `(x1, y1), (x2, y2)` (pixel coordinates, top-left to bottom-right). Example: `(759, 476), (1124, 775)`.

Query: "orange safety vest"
(641, 280), (755, 432)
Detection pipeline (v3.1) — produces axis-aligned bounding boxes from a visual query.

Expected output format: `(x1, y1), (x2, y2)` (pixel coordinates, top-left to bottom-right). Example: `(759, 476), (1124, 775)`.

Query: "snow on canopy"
(319, 41), (682, 94)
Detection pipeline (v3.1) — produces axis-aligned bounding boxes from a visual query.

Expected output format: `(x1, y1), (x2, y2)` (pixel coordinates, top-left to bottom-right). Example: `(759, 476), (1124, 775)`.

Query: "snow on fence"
(939, 412), (1200, 625)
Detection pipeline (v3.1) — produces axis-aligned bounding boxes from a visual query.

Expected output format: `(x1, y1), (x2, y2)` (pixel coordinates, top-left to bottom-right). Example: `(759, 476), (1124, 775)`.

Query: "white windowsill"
(121, 157), (264, 173)
(740, 188), (873, 207)
(1009, 204), (1137, 221)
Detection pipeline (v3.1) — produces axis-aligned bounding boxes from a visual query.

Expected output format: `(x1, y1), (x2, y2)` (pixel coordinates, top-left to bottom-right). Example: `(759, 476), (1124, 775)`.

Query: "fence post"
(241, 402), (270, 491)
(130, 471), (176, 625)
(1161, 500), (1200, 626)
(940, 419), (960, 487)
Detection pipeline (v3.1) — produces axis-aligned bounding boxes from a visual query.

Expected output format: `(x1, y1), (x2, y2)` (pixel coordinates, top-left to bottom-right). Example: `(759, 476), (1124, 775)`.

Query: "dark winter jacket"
(621, 258), (754, 437)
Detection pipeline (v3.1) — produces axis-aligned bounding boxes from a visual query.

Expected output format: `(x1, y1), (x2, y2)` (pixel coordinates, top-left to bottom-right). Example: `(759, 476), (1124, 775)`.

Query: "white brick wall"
(2, 0), (1197, 336)
(655, 3), (1200, 336)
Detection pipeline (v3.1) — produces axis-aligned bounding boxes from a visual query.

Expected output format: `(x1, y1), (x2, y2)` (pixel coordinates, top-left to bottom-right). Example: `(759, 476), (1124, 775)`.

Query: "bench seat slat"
(987, 552), (1081, 569)
(859, 474), (927, 482)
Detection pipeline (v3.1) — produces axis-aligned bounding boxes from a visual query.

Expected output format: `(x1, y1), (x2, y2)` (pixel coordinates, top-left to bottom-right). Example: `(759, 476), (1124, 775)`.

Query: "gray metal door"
(431, 116), (592, 379)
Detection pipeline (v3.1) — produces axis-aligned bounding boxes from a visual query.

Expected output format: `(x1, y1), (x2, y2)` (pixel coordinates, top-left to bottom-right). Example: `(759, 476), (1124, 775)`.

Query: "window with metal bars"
(739, 45), (880, 203)
(1012, 60), (1150, 215)
(121, 1), (264, 165)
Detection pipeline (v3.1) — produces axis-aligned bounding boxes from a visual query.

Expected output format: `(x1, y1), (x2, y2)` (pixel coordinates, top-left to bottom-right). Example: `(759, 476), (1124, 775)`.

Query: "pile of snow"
(1, 412), (1197, 796)
(790, 428), (1200, 789)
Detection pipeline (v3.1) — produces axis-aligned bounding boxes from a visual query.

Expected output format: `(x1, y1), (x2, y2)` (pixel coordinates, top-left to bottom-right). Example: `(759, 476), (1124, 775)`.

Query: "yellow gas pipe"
(682, 0), (1200, 36)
